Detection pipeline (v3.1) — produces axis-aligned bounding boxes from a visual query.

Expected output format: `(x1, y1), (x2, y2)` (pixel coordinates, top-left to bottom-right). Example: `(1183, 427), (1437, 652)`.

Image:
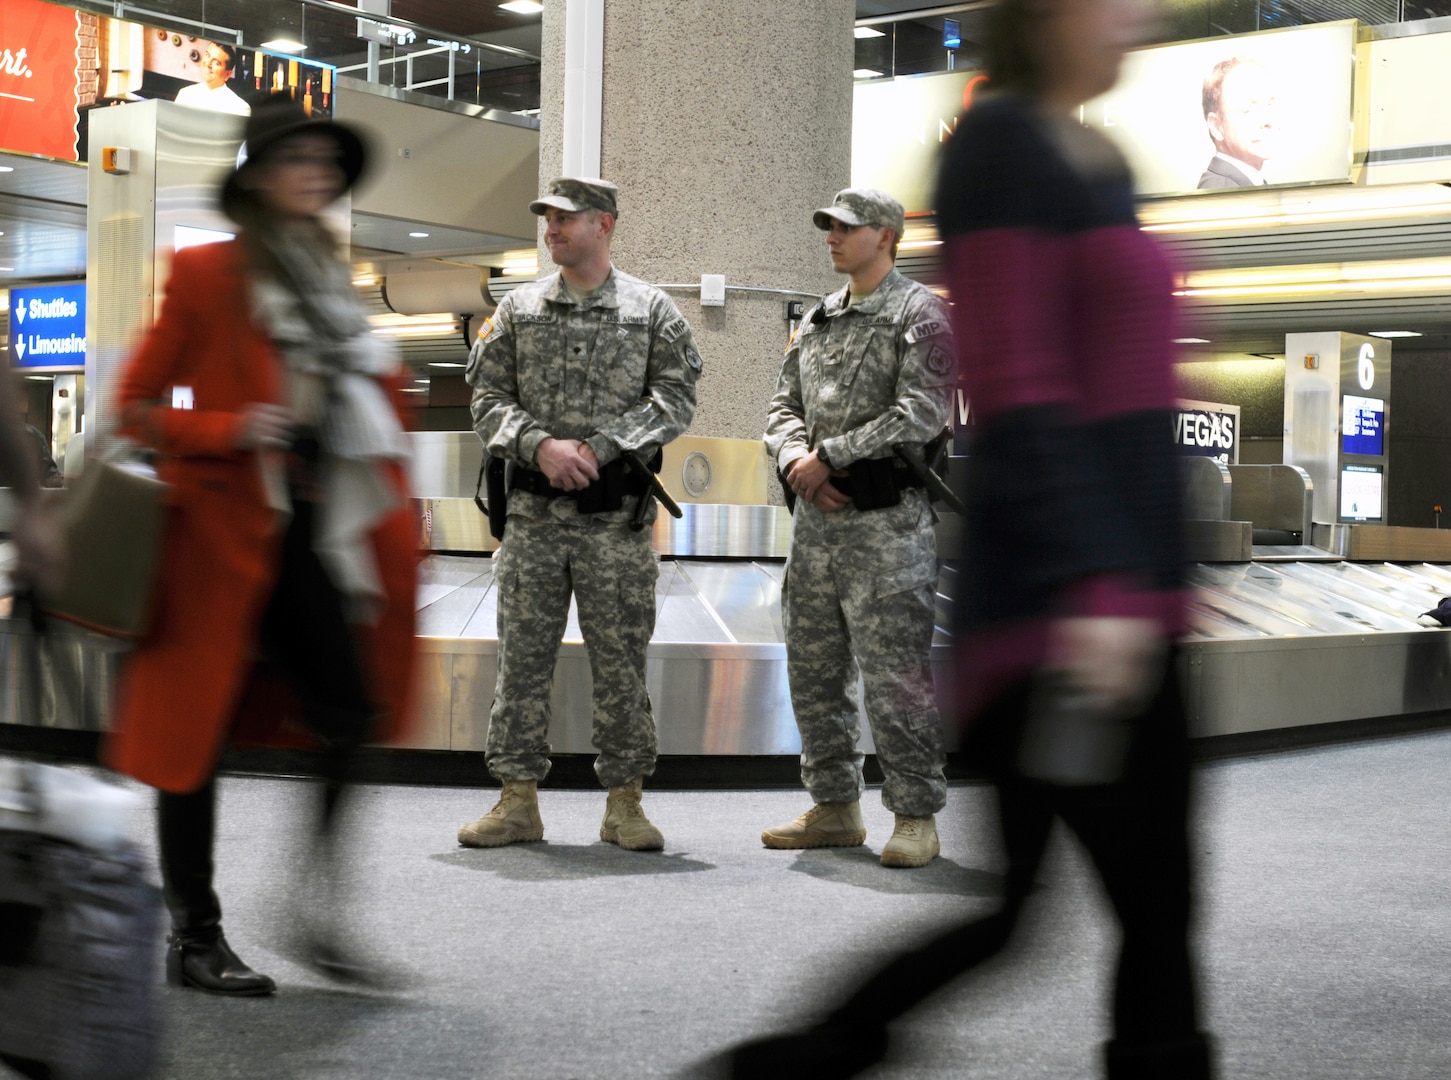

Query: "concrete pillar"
(538, 0), (855, 443)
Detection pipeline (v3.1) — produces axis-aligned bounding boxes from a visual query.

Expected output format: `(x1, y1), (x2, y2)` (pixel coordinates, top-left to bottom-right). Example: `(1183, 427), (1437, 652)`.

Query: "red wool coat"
(104, 241), (418, 793)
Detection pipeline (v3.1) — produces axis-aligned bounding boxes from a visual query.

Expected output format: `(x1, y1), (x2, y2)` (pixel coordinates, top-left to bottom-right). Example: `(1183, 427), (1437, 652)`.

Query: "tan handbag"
(44, 449), (168, 639)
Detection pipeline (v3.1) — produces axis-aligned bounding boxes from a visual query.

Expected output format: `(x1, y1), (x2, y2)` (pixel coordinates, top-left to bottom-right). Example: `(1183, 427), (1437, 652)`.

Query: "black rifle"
(893, 430), (965, 515)
(624, 450), (682, 532)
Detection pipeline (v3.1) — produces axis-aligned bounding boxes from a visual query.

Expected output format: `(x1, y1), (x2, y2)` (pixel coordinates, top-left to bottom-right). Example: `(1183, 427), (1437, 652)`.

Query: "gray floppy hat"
(529, 177), (619, 217)
(812, 187), (906, 237)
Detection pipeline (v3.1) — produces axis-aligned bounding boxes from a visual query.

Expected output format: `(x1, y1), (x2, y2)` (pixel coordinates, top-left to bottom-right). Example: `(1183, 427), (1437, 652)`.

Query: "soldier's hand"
(811, 480), (851, 512)
(789, 451), (850, 512)
(537, 437), (600, 491)
(787, 451), (830, 501)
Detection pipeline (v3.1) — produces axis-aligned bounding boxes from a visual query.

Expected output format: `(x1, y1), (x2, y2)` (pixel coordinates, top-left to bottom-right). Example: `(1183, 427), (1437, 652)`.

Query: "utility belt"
(509, 448), (662, 516)
(829, 457), (924, 512)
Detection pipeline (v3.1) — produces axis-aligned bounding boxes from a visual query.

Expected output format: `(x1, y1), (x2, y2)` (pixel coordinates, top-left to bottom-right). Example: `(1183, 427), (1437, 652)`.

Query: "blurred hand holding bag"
(0, 760), (161, 1080)
(43, 443), (168, 639)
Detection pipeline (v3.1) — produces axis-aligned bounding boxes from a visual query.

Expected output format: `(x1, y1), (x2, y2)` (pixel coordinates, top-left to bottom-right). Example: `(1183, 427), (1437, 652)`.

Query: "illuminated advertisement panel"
(851, 22), (1355, 210)
(0, 0), (84, 161)
(0, 0), (334, 163)
(1086, 21), (1356, 198)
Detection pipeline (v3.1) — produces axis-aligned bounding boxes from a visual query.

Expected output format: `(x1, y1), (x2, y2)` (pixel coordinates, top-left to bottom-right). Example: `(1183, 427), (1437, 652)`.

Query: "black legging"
(157, 501), (376, 940)
(821, 658), (1209, 1075)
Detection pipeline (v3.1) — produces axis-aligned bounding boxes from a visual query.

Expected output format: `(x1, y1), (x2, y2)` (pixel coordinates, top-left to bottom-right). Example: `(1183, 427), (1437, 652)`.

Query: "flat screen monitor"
(1342, 395), (1385, 456)
(1340, 464), (1383, 521)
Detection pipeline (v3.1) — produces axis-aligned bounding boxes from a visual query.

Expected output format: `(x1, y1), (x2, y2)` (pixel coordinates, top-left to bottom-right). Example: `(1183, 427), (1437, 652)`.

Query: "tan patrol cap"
(812, 187), (905, 236)
(529, 177), (620, 216)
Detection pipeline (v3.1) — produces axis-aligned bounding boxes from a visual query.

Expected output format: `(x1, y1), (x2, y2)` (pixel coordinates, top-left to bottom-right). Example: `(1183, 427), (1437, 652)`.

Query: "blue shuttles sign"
(10, 283), (87, 370)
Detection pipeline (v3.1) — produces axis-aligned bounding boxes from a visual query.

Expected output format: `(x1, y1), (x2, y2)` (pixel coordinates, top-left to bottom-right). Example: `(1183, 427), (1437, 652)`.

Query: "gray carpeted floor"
(9, 729), (1451, 1079)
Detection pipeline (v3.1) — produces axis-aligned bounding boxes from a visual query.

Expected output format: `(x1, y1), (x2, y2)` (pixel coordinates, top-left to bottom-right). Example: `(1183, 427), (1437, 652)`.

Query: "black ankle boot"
(166, 933), (276, 996)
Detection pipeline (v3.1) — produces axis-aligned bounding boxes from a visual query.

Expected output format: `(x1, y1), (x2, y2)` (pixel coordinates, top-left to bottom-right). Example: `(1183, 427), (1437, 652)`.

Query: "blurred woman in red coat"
(106, 95), (418, 995)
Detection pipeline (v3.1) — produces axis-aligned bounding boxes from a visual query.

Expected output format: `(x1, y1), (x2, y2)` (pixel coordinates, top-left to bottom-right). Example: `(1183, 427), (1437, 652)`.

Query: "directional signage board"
(9, 283), (86, 370)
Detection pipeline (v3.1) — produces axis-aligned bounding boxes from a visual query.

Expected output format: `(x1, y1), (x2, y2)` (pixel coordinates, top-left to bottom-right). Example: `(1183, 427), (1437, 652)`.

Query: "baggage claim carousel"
(4, 438), (1451, 766)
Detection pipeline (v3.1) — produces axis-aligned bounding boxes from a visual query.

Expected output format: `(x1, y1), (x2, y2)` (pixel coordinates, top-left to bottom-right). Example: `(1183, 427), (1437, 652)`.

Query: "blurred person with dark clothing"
(105, 95), (418, 995)
(22, 424), (60, 488)
(1, 375), (62, 595)
(722, 0), (1212, 1075)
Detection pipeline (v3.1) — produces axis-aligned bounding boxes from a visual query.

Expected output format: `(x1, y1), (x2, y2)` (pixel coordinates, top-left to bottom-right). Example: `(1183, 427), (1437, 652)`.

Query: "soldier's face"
(543, 207), (612, 268)
(824, 220), (891, 277)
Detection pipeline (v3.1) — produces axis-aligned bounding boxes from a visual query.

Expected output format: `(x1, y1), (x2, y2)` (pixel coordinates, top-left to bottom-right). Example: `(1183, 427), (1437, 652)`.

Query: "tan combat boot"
(761, 801), (867, 849)
(600, 777), (664, 851)
(880, 814), (939, 868)
(457, 780), (544, 848)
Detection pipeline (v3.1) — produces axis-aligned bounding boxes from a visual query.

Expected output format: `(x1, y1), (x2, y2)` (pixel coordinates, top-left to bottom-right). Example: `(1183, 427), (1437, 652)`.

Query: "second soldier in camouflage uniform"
(762, 188), (954, 868)
(457, 177), (701, 851)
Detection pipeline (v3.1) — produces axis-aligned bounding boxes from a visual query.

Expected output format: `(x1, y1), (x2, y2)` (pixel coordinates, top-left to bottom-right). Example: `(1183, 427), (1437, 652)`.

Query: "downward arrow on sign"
(15, 341), (25, 359)
(13, 304), (23, 325)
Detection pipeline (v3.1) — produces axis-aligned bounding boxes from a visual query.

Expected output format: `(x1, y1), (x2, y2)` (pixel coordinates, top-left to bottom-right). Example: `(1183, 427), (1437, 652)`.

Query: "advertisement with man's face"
(1, 0), (334, 163)
(1085, 21), (1355, 197)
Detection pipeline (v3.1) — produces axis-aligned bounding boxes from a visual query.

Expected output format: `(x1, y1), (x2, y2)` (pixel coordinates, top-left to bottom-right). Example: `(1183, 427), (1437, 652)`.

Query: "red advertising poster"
(0, 0), (82, 161)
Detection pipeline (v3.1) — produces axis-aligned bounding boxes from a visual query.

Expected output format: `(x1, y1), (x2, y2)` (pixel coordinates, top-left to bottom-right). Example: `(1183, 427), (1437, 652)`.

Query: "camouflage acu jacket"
(765, 267), (954, 474)
(468, 267), (701, 470)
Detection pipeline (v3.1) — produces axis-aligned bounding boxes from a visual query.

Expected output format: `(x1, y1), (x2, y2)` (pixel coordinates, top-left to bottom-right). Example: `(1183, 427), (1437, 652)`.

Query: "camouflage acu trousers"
(783, 490), (947, 817)
(487, 516), (660, 788)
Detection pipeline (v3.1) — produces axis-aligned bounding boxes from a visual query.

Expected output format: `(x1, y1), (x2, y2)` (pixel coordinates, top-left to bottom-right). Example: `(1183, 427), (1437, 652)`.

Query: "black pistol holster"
(473, 456), (509, 541)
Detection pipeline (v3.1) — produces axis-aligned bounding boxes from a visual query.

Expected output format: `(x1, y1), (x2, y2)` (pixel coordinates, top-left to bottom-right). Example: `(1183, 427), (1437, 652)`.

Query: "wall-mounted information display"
(1341, 395), (1385, 457)
(1340, 464), (1384, 521)
(9, 282), (86, 370)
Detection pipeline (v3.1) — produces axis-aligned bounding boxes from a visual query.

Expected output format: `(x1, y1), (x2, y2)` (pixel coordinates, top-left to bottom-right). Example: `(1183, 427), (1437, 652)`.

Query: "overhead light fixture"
(499, 249), (539, 277)
(430, 362), (466, 368)
(853, 69), (884, 79)
(499, 1), (544, 13)
(1142, 183), (1451, 236)
(854, 26), (885, 39)
(0, 166), (13, 173)
(1173, 337), (1211, 344)
(1174, 255), (1451, 301)
(408, 231), (430, 238)
(371, 321), (459, 337)
(352, 275), (378, 287)
(0, 267), (13, 272)
(401, 386), (428, 393)
(1367, 330), (1422, 338)
(260, 39), (305, 54)
(24, 375), (50, 381)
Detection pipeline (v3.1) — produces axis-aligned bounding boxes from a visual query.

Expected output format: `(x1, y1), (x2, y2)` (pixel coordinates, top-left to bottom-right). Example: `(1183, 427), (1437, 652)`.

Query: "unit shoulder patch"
(923, 342), (954, 377)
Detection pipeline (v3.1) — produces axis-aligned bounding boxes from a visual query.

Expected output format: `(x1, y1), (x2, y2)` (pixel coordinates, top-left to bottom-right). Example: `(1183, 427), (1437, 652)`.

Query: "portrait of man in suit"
(1197, 56), (1279, 189)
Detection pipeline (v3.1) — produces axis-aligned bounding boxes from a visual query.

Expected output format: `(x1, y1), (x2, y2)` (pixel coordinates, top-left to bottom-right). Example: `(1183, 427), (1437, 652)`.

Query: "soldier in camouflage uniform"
(457, 177), (701, 852)
(762, 188), (954, 868)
